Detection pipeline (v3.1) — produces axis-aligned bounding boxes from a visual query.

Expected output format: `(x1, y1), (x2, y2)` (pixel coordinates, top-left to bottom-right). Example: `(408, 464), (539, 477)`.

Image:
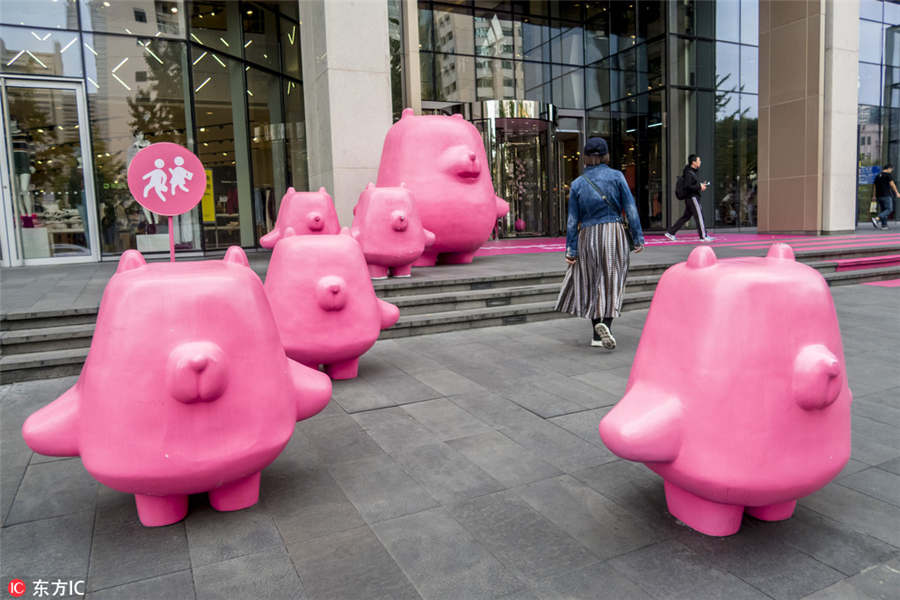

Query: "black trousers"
(667, 196), (708, 238)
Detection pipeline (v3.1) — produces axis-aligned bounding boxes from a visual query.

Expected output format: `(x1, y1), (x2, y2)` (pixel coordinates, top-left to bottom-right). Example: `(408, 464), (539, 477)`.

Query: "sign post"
(127, 143), (207, 261)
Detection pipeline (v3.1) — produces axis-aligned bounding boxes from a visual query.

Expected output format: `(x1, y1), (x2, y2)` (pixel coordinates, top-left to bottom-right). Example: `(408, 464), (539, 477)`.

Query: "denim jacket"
(565, 164), (645, 257)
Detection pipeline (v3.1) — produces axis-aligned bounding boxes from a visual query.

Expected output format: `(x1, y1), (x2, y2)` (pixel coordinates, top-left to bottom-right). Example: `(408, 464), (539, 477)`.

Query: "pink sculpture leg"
(368, 264), (389, 279)
(664, 481), (743, 537)
(391, 264), (412, 277)
(325, 358), (360, 380)
(209, 472), (261, 512)
(439, 251), (477, 265)
(745, 501), (797, 521)
(413, 249), (438, 266)
(134, 494), (189, 527)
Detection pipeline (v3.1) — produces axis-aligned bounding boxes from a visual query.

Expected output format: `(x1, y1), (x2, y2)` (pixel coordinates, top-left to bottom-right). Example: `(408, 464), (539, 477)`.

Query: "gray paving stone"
(261, 465), (365, 546)
(838, 458), (875, 480)
(392, 442), (504, 504)
(514, 475), (668, 561)
(288, 525), (420, 600)
(800, 557), (900, 600)
(878, 456), (900, 476)
(86, 570), (194, 600)
(372, 508), (526, 600)
(609, 540), (770, 600)
(446, 431), (562, 488)
(525, 372), (624, 409)
(572, 370), (631, 398)
(6, 459), (98, 525)
(88, 488), (190, 592)
(185, 505), (284, 568)
(294, 414), (386, 466)
(328, 454), (438, 524)
(193, 549), (302, 600)
(358, 363), (443, 407)
(840, 468), (900, 508)
(331, 377), (392, 413)
(548, 407), (616, 450)
(0, 510), (93, 581)
(531, 561), (653, 600)
(447, 490), (597, 584)
(803, 483), (900, 547)
(402, 398), (494, 441)
(408, 368), (486, 396)
(853, 398), (900, 428)
(352, 407), (437, 455)
(496, 384), (585, 418)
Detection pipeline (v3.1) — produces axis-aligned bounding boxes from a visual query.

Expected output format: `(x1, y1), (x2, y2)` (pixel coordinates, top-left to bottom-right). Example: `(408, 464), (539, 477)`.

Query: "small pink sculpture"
(598, 244), (851, 537)
(264, 233), (400, 379)
(376, 108), (509, 266)
(350, 183), (436, 279)
(21, 248), (332, 527)
(260, 186), (341, 248)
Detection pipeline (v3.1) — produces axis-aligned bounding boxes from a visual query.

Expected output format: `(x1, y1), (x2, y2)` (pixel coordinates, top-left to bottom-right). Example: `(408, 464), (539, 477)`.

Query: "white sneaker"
(664, 232), (676, 242)
(593, 323), (616, 349)
(701, 235), (715, 242)
(872, 217), (880, 228)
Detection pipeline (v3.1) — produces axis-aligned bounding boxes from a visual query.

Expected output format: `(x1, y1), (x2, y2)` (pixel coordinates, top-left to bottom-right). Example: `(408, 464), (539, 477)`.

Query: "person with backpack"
(665, 154), (713, 242)
(555, 137), (644, 349)
(871, 164), (898, 229)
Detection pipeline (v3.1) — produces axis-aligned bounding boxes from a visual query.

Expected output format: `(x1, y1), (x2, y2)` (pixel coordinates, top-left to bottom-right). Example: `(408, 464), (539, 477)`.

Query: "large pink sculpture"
(598, 244), (851, 537)
(21, 248), (332, 527)
(376, 108), (509, 266)
(260, 187), (341, 248)
(264, 233), (400, 379)
(350, 183), (435, 278)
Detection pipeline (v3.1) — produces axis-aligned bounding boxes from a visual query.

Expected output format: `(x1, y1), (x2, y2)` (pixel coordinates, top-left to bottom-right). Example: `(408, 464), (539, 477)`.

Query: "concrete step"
(1, 324), (96, 355)
(0, 307), (98, 331)
(0, 347), (87, 384)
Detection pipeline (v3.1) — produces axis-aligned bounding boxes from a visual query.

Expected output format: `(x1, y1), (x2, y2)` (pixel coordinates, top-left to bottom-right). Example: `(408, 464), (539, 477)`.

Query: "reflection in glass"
(420, 51), (436, 101)
(243, 4), (280, 71)
(715, 0), (740, 43)
(551, 65), (583, 108)
(83, 34), (194, 254)
(281, 17), (301, 78)
(716, 42), (740, 91)
(434, 53), (475, 101)
(432, 4), (475, 55)
(520, 16), (551, 62)
(247, 66), (287, 243)
(0, 0), (78, 29)
(610, 1), (636, 53)
(475, 10), (513, 58)
(418, 4), (434, 52)
(741, 0), (759, 45)
(476, 57), (513, 99)
(584, 14), (609, 65)
(7, 86), (91, 258)
(860, 19), (884, 64)
(0, 26), (82, 77)
(518, 60), (550, 102)
(283, 79), (308, 192)
(741, 46), (758, 94)
(80, 0), (185, 38)
(859, 62), (883, 105)
(860, 0), (884, 21)
(190, 1), (241, 57)
(586, 64), (610, 108)
(553, 23), (583, 65)
(638, 0), (665, 41)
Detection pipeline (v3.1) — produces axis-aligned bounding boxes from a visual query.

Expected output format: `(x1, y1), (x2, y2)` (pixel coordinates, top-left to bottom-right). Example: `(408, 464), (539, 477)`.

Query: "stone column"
(401, 0), (422, 115)
(300, 0), (394, 223)
(758, 0), (858, 234)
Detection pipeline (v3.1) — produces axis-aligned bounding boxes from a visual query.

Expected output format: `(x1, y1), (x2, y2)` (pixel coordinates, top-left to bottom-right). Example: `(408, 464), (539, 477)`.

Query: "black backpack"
(675, 175), (687, 200)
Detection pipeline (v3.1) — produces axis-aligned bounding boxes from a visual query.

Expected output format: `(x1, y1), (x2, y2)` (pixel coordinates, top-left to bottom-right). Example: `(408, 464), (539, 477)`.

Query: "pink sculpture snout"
(316, 275), (348, 311)
(307, 211), (325, 231)
(392, 210), (409, 231)
(167, 341), (228, 404)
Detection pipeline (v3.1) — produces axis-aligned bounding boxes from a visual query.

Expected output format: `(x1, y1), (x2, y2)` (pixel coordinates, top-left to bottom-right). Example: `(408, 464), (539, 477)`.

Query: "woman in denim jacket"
(555, 137), (644, 348)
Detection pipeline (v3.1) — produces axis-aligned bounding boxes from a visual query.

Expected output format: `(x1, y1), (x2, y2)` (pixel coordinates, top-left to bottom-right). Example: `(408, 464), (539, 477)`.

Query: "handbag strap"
(583, 174), (627, 225)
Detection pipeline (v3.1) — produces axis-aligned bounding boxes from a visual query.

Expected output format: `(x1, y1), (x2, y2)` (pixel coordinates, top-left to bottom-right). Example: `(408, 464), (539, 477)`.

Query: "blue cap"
(584, 137), (608, 156)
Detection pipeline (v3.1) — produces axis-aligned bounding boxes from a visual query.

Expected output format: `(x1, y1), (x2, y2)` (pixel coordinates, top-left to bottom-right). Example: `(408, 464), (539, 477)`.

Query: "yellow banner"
(201, 169), (215, 222)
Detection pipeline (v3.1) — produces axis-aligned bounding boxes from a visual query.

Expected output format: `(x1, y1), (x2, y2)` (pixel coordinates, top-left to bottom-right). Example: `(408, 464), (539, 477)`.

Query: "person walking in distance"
(555, 137), (644, 349)
(872, 164), (898, 229)
(665, 154), (713, 242)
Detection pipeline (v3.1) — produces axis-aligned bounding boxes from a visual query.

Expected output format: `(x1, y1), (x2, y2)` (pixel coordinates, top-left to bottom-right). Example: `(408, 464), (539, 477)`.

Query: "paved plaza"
(1, 281), (899, 600)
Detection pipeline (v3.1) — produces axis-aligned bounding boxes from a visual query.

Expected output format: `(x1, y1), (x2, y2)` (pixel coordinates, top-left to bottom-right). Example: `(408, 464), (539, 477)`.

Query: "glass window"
(638, 0), (665, 41)
(612, 47), (637, 100)
(283, 78), (307, 192)
(0, 26), (82, 77)
(637, 39), (664, 92)
(741, 45), (757, 93)
(715, 0), (740, 43)
(192, 46), (247, 250)
(190, 1), (241, 58)
(552, 64), (584, 108)
(0, 0), (78, 29)
(885, 2), (900, 25)
(81, 0), (185, 38)
(859, 62), (883, 105)
(860, 0), (884, 21)
(247, 66), (286, 244)
(715, 91), (740, 227)
(518, 60), (550, 101)
(860, 19), (884, 64)
(280, 16), (301, 79)
(84, 34), (194, 254)
(519, 16), (551, 61)
(584, 14), (609, 65)
(434, 54), (476, 101)
(610, 2), (636, 54)
(432, 4), (474, 55)
(418, 3), (433, 51)
(716, 42), (740, 91)
(475, 10), (513, 58)
(275, 0), (298, 20)
(741, 0), (759, 45)
(886, 25), (900, 68)
(420, 51), (435, 100)
(243, 4), (280, 71)
(553, 23), (583, 65)
(550, 2), (582, 21)
(586, 63), (611, 108)
(476, 57), (513, 99)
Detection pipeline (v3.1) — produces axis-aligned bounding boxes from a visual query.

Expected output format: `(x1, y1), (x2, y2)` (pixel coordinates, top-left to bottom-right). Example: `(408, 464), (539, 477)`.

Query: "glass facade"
(0, 0), (305, 263)
(856, 0), (900, 224)
(414, 0), (760, 235)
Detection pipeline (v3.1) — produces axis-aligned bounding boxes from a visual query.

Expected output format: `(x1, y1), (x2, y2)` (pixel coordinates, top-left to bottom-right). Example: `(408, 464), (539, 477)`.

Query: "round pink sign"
(127, 143), (206, 216)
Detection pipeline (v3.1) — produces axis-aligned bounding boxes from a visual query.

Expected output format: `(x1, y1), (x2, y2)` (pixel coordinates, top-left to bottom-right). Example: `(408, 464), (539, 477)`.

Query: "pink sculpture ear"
(367, 182), (375, 190)
(340, 226), (352, 236)
(116, 249), (146, 274)
(793, 344), (843, 410)
(399, 182), (407, 188)
(767, 243), (795, 260)
(284, 226), (297, 238)
(401, 108), (414, 119)
(287, 186), (296, 194)
(318, 186), (327, 194)
(686, 246), (717, 269)
(451, 113), (464, 119)
(223, 246), (249, 267)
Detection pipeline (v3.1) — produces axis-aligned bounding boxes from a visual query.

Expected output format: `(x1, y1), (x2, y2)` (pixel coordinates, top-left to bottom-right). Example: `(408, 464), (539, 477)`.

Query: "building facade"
(0, 0), (897, 266)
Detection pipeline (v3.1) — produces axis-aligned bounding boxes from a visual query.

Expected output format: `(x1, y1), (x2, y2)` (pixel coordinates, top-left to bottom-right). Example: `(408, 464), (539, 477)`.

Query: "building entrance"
(0, 77), (99, 266)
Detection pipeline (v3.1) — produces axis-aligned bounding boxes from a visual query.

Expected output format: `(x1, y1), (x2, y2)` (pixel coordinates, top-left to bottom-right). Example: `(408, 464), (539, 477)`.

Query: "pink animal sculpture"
(264, 232), (400, 379)
(376, 108), (509, 266)
(21, 248), (332, 527)
(260, 186), (341, 248)
(350, 183), (436, 279)
(599, 244), (851, 537)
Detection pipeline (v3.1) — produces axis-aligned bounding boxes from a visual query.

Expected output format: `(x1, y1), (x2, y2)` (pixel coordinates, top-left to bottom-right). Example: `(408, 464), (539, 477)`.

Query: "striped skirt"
(555, 222), (630, 319)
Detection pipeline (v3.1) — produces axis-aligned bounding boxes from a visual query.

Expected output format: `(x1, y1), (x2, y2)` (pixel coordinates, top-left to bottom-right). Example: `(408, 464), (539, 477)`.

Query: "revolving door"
(472, 100), (560, 238)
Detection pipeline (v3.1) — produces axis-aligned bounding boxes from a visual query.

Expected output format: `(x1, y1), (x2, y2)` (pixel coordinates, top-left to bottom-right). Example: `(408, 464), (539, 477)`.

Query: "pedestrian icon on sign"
(169, 156), (193, 195)
(142, 158), (169, 202)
